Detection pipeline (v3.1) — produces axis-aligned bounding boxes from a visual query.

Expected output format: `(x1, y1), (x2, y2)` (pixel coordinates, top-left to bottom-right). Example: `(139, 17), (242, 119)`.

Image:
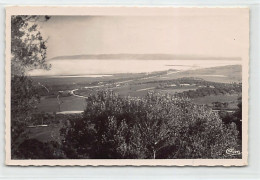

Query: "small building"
(169, 84), (177, 87)
(180, 84), (190, 86)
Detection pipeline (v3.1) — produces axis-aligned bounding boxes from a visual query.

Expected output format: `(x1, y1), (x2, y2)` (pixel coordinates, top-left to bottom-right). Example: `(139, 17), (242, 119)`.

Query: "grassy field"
(37, 83), (240, 113)
(35, 65), (242, 113)
(37, 96), (86, 112)
(155, 87), (198, 95)
(191, 94), (239, 109)
(37, 84), (200, 113)
(26, 114), (82, 143)
(32, 72), (160, 87)
(27, 124), (63, 143)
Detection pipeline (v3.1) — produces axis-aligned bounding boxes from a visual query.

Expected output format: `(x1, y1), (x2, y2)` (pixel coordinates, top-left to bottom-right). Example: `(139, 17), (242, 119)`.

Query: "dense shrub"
(14, 139), (65, 159)
(11, 75), (41, 158)
(61, 90), (241, 159)
(176, 85), (242, 99)
(153, 77), (242, 98)
(218, 96), (242, 139)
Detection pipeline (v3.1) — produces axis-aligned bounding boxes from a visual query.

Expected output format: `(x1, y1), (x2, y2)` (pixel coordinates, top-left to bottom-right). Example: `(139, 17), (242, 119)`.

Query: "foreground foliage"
(11, 16), (50, 158)
(60, 91), (241, 159)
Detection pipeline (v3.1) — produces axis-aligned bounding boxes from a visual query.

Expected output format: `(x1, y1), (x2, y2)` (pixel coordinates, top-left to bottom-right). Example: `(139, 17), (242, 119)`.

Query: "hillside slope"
(157, 65), (242, 83)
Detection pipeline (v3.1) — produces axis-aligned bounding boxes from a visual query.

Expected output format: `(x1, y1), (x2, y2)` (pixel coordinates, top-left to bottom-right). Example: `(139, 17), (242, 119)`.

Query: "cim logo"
(226, 148), (242, 156)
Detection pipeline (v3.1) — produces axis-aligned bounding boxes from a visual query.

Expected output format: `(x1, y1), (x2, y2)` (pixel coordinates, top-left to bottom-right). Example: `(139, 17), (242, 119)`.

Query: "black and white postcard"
(5, 7), (249, 166)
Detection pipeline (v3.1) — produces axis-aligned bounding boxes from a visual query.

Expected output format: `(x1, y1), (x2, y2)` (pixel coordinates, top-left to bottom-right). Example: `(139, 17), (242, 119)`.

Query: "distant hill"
(50, 54), (242, 61)
(174, 65), (242, 83)
(152, 65), (242, 83)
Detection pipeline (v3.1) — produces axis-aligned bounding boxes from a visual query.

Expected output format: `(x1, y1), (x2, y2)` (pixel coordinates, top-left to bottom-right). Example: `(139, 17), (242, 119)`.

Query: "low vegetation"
(13, 90), (240, 159)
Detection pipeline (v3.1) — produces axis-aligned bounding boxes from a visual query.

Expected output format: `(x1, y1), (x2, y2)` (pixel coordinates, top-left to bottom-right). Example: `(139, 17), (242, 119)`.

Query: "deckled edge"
(4, 6), (249, 167)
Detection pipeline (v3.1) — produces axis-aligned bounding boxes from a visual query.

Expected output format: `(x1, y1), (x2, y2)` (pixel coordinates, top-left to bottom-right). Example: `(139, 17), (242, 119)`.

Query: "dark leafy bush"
(61, 90), (241, 159)
(11, 75), (41, 158)
(218, 96), (242, 139)
(14, 139), (65, 159)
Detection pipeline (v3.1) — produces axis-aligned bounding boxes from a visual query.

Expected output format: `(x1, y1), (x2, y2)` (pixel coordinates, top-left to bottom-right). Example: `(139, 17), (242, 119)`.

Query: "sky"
(38, 8), (248, 60)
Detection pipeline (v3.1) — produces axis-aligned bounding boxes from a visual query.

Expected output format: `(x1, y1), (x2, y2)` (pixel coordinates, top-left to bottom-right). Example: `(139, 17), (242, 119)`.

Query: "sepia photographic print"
(5, 7), (249, 166)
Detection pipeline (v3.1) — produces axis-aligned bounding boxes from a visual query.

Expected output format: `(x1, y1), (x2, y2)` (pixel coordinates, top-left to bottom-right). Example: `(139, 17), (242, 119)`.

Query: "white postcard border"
(5, 6), (249, 166)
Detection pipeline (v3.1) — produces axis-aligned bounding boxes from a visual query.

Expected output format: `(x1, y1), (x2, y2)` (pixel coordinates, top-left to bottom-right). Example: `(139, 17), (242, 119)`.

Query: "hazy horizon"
(33, 10), (247, 76)
(48, 53), (242, 61)
(29, 59), (241, 76)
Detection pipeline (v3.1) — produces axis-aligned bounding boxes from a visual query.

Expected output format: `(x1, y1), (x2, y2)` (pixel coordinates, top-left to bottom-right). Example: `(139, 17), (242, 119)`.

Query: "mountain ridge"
(49, 54), (242, 61)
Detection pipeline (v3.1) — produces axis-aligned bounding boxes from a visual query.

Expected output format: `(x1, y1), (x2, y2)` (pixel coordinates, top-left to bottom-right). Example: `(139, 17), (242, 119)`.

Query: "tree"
(11, 15), (51, 76)
(61, 91), (241, 159)
(11, 16), (51, 158)
(218, 96), (242, 140)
